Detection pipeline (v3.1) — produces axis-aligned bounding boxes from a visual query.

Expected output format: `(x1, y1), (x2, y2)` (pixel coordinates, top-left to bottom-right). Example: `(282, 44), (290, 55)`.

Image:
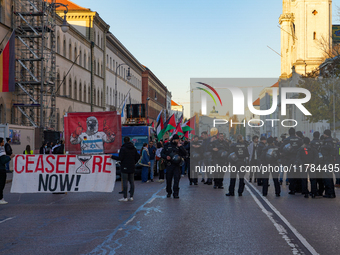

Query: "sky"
(72, 0), (340, 117)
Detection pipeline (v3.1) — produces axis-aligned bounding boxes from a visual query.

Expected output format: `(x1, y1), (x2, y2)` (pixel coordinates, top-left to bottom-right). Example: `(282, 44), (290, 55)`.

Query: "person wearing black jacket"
(190, 135), (201, 185)
(280, 128), (303, 194)
(4, 138), (12, 173)
(310, 131), (324, 196)
(111, 136), (140, 202)
(161, 134), (187, 198)
(211, 133), (229, 189)
(296, 137), (318, 198)
(0, 137), (15, 204)
(256, 136), (267, 186)
(40, 142), (47, 154)
(226, 135), (249, 196)
(261, 137), (281, 197)
(320, 129), (336, 198)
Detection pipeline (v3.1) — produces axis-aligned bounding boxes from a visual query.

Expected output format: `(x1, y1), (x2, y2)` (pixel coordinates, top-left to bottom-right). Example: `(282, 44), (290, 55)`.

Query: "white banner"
(11, 155), (116, 193)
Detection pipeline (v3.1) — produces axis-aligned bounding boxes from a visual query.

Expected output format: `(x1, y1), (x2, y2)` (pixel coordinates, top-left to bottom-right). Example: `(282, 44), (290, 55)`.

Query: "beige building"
(0, 0), (145, 132)
(280, 0), (332, 78)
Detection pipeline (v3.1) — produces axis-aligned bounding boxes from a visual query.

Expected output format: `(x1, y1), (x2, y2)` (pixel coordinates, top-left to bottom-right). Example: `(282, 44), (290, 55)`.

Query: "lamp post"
(146, 88), (157, 123)
(115, 64), (131, 111)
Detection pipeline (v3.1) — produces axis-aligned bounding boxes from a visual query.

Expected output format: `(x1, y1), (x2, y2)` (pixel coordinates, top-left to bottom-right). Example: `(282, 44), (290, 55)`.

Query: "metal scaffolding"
(14, 0), (57, 130)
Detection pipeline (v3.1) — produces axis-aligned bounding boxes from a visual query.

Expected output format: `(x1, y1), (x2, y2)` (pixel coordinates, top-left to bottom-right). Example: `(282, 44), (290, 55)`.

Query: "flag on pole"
(163, 114), (177, 133)
(0, 32), (15, 92)
(120, 93), (129, 117)
(182, 116), (196, 134)
(156, 109), (163, 123)
(171, 115), (183, 138)
(156, 115), (164, 140)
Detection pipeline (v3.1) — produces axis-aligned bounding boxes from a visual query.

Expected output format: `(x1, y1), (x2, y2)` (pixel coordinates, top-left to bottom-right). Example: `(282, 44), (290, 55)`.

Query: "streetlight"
(146, 89), (157, 123)
(115, 64), (131, 110)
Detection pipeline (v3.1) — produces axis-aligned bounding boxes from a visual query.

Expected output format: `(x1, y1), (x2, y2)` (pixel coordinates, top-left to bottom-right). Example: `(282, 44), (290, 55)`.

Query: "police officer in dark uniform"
(211, 133), (229, 189)
(280, 128), (303, 195)
(190, 135), (201, 185)
(321, 129), (336, 198)
(260, 137), (281, 197)
(161, 134), (187, 198)
(226, 135), (249, 196)
(256, 136), (267, 186)
(201, 131), (211, 184)
(296, 137), (318, 198)
(183, 137), (192, 184)
(310, 131), (325, 196)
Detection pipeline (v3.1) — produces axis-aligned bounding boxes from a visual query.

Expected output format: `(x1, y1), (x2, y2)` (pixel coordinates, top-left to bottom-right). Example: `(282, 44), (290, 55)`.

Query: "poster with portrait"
(64, 111), (121, 155)
(10, 129), (21, 145)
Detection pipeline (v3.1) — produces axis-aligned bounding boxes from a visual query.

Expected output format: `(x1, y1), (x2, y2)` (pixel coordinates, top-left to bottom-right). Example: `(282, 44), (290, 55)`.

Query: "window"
(101, 91), (103, 107)
(56, 73), (60, 95)
(113, 59), (115, 70)
(79, 50), (82, 65)
(69, 78), (72, 98)
(88, 86), (91, 104)
(98, 62), (100, 76)
(84, 52), (86, 68)
(69, 42), (72, 60)
(88, 56), (91, 70)
(97, 89), (100, 106)
(110, 57), (112, 70)
(57, 35), (60, 54)
(110, 88), (112, 105)
(94, 60), (96, 74)
(313, 32), (316, 40)
(84, 84), (86, 103)
(74, 46), (77, 62)
(63, 75), (66, 95)
(74, 80), (77, 100)
(101, 63), (103, 76)
(79, 82), (82, 101)
(63, 39), (66, 57)
(93, 88), (96, 105)
(107, 55), (109, 67)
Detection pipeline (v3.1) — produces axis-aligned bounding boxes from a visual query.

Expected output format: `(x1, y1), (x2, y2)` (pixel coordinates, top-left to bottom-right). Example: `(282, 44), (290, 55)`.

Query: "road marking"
(0, 217), (15, 224)
(246, 181), (319, 255)
(124, 216), (136, 226)
(89, 185), (165, 255)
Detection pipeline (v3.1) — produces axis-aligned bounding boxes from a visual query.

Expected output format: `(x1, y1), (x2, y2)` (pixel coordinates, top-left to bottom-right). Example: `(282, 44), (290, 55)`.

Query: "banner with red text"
(11, 155), (116, 193)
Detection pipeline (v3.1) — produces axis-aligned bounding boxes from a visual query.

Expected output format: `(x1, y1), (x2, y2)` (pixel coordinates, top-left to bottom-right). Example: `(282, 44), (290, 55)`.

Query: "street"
(1, 174), (340, 255)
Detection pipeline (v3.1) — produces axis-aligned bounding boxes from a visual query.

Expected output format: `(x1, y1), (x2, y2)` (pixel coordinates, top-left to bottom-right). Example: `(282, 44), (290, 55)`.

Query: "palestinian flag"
(156, 116), (164, 140)
(171, 115), (184, 137)
(163, 114), (176, 133)
(182, 116), (195, 134)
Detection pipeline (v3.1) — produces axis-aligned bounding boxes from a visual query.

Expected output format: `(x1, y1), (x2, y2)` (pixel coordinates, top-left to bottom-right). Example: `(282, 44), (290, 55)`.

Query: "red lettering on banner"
(66, 155), (76, 173)
(15, 155), (25, 173)
(103, 155), (112, 173)
(35, 155), (44, 173)
(45, 155), (55, 173)
(56, 155), (66, 173)
(92, 156), (103, 173)
(25, 155), (35, 173)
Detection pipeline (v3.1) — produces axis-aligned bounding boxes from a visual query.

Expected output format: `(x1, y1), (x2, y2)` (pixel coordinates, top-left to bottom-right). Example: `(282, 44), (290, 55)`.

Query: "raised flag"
(164, 114), (176, 133)
(0, 32), (15, 92)
(156, 116), (164, 140)
(182, 116), (195, 133)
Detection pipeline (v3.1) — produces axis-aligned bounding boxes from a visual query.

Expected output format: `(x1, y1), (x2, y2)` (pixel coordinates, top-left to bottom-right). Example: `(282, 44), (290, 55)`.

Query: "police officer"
(190, 135), (201, 185)
(280, 128), (303, 195)
(320, 129), (336, 198)
(161, 134), (187, 198)
(296, 137), (318, 198)
(226, 135), (249, 196)
(260, 137), (281, 197)
(211, 133), (229, 189)
(310, 131), (325, 196)
(247, 135), (259, 183)
(200, 131), (211, 183)
(256, 136), (267, 186)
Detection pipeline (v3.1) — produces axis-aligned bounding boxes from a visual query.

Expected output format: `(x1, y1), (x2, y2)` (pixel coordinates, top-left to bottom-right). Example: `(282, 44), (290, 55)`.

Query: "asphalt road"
(1, 173), (340, 255)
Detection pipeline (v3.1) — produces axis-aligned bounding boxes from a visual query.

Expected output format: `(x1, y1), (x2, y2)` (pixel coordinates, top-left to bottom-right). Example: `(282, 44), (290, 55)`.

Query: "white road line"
(0, 217), (15, 224)
(124, 216), (136, 226)
(246, 181), (319, 255)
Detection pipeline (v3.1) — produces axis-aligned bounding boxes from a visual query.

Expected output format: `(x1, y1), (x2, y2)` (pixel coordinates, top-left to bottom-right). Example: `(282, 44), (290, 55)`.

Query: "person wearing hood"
(0, 137), (15, 204)
(111, 136), (140, 202)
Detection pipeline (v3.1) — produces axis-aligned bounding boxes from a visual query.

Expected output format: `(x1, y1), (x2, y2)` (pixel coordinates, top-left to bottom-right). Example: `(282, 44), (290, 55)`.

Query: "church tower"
(280, 0), (332, 78)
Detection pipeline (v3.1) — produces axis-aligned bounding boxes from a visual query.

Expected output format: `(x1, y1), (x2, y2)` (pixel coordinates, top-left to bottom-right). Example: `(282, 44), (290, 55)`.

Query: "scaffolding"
(14, 0), (57, 130)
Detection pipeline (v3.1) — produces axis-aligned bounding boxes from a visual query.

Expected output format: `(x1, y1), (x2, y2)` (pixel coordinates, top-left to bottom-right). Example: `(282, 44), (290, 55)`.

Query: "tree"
(297, 57), (340, 127)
